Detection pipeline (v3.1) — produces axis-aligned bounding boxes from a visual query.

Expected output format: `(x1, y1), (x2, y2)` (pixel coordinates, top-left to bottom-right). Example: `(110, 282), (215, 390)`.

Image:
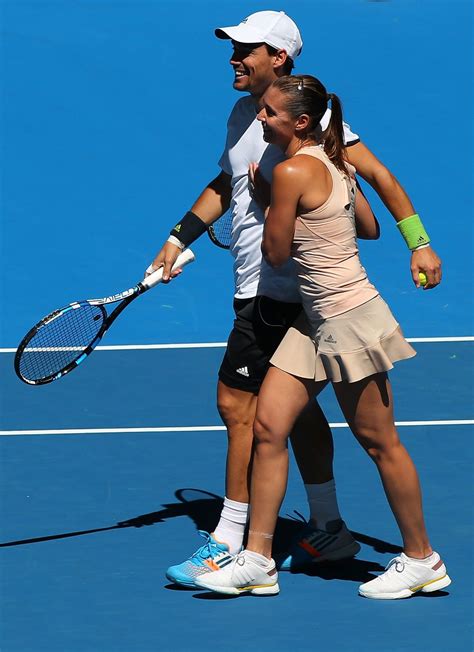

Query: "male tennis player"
(150, 10), (442, 586)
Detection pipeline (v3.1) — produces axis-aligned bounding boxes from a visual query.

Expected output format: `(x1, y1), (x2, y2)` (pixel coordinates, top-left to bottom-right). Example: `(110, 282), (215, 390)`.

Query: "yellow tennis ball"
(418, 272), (427, 286)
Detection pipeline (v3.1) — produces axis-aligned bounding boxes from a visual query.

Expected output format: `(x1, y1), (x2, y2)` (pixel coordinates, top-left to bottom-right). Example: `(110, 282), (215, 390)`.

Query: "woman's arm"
(261, 162), (301, 268)
(251, 161), (380, 241)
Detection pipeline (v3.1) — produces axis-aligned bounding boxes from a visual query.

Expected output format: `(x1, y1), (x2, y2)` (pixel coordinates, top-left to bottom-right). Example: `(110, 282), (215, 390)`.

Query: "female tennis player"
(194, 75), (451, 599)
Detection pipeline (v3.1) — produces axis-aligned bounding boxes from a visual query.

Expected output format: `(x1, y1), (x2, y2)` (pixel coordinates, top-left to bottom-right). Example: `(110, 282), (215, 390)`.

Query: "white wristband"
(167, 235), (185, 250)
(412, 243), (431, 251)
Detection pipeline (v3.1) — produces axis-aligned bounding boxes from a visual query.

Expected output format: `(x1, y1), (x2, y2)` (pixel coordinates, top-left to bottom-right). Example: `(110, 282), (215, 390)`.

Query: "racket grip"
(141, 248), (195, 290)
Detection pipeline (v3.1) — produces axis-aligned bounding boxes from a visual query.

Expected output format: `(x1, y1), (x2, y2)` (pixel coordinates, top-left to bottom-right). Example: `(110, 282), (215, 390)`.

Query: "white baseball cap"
(215, 10), (303, 60)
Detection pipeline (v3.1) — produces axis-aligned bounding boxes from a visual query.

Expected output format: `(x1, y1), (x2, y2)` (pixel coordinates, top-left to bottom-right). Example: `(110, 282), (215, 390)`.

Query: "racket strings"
(18, 304), (105, 381)
(209, 212), (232, 249)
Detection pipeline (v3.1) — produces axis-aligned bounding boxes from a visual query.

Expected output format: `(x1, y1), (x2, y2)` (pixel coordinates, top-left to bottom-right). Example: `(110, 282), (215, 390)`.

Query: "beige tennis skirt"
(270, 295), (416, 383)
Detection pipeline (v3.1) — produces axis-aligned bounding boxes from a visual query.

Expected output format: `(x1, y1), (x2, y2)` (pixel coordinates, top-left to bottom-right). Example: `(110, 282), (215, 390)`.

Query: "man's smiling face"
(229, 41), (280, 99)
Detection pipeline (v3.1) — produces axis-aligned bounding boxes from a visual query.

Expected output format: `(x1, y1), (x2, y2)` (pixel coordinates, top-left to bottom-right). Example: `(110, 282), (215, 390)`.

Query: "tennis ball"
(418, 272), (427, 287)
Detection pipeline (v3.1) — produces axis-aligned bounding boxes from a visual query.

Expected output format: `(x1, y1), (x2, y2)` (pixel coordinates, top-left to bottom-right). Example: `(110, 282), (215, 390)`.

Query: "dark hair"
(271, 75), (347, 173)
(264, 44), (294, 75)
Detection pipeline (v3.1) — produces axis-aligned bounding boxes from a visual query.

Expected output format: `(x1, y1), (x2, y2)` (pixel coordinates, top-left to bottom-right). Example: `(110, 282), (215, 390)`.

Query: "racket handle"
(141, 248), (196, 290)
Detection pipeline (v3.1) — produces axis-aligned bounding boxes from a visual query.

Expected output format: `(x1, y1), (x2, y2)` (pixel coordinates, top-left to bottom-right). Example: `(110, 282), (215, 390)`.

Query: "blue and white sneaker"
(166, 530), (234, 588)
(278, 519), (361, 571)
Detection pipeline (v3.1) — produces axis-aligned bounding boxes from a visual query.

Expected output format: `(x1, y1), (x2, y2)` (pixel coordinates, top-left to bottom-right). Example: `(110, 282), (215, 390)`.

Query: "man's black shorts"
(218, 296), (302, 393)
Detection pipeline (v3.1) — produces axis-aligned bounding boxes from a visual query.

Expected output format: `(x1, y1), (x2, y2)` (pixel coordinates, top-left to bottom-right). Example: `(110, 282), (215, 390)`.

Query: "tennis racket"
(14, 248), (195, 386)
(207, 211), (232, 249)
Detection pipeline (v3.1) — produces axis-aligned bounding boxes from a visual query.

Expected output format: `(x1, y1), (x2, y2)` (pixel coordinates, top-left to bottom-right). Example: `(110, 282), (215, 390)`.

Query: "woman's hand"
(249, 163), (271, 212)
(411, 247), (442, 290)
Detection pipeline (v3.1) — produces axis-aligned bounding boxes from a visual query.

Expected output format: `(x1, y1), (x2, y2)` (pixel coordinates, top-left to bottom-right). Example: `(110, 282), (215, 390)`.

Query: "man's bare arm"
(152, 171), (232, 281)
(190, 171), (232, 223)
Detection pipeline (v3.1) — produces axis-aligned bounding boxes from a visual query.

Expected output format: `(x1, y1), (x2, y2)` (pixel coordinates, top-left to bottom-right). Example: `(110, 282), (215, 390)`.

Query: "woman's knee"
(253, 410), (287, 450)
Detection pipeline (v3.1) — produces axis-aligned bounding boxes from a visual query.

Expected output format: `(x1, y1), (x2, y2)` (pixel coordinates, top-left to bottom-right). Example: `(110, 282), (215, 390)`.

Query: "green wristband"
(396, 214), (431, 250)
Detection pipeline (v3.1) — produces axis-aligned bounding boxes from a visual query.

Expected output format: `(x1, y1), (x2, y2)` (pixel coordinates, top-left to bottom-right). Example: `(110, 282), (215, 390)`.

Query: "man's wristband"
(167, 235), (185, 250)
(170, 211), (207, 247)
(396, 214), (431, 250)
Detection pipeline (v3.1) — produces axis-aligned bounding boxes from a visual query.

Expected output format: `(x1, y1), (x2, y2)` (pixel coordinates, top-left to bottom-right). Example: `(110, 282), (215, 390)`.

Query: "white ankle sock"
(304, 479), (342, 531)
(213, 497), (249, 554)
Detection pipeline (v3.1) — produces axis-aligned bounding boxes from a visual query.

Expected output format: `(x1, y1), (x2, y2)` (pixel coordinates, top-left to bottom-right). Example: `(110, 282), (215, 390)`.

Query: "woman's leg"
(333, 373), (431, 558)
(246, 366), (326, 559)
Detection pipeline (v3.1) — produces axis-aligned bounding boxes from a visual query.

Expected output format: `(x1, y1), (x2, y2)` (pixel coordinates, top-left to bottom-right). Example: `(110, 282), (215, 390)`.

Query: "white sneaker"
(194, 550), (279, 596)
(359, 551), (451, 600)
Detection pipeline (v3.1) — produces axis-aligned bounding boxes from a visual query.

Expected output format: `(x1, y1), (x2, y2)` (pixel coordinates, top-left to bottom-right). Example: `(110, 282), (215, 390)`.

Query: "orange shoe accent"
(204, 559), (220, 571)
(299, 540), (322, 558)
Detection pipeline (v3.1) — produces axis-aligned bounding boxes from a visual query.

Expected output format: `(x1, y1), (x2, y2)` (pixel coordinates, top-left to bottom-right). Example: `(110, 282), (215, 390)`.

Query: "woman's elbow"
(372, 224), (381, 240)
(261, 243), (288, 268)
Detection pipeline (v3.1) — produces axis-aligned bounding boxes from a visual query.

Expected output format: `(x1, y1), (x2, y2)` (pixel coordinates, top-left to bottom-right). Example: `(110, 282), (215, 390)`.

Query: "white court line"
(0, 420), (473, 436)
(406, 337), (474, 343)
(1, 337), (473, 353)
(0, 343), (228, 353)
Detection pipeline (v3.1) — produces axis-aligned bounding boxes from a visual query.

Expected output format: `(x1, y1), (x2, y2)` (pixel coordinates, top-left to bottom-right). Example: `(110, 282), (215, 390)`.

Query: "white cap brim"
(215, 25), (267, 44)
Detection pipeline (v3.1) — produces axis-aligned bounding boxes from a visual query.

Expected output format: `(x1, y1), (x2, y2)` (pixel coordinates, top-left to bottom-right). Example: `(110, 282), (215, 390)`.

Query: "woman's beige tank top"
(291, 145), (378, 321)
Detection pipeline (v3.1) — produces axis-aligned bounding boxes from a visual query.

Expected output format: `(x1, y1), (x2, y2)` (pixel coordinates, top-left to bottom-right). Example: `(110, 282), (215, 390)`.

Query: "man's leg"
(216, 381), (257, 503)
(290, 399), (334, 486)
(290, 401), (345, 532)
(211, 380), (257, 553)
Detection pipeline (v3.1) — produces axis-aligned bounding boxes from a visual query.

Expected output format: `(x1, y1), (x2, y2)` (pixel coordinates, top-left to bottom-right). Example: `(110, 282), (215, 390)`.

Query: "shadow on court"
(191, 583), (451, 601)
(0, 487), (454, 602)
(0, 488), (223, 548)
(0, 488), (399, 571)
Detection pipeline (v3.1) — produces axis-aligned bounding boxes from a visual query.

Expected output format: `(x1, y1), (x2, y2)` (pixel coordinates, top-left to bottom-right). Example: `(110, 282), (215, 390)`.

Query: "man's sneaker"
(358, 551), (451, 599)
(194, 550), (279, 596)
(165, 530), (234, 588)
(278, 519), (361, 571)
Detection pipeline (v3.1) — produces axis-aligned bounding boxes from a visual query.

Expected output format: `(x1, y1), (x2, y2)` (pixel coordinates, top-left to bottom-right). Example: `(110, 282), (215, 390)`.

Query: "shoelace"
(286, 510), (323, 543)
(286, 510), (308, 525)
(236, 552), (247, 567)
(192, 530), (220, 560)
(385, 556), (405, 573)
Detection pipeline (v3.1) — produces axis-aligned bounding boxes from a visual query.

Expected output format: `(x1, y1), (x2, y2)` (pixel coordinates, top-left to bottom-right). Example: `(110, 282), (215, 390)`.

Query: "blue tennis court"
(1, 1), (473, 651)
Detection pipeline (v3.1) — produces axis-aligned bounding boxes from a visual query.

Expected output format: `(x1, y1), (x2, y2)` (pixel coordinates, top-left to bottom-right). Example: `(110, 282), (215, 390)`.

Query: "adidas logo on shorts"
(236, 366), (250, 377)
(324, 334), (337, 344)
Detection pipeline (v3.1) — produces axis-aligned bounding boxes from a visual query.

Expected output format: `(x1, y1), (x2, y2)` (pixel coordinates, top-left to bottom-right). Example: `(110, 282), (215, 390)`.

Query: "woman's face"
(257, 85), (297, 150)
